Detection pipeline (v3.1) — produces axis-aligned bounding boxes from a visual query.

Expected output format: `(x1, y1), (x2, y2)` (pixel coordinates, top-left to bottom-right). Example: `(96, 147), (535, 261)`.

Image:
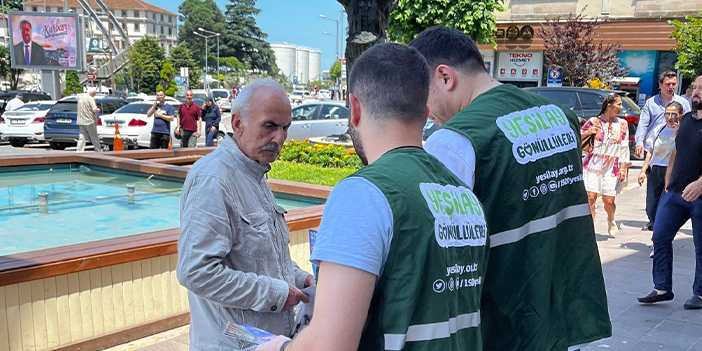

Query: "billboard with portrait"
(8, 11), (82, 70)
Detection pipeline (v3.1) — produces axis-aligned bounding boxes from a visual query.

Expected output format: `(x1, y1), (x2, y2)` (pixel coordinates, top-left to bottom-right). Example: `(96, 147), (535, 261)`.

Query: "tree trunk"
(338, 0), (398, 91)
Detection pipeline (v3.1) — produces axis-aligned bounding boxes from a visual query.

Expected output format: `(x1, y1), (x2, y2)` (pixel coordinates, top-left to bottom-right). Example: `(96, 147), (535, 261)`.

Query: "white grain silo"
(271, 43), (297, 82)
(296, 48), (310, 84)
(308, 50), (322, 82)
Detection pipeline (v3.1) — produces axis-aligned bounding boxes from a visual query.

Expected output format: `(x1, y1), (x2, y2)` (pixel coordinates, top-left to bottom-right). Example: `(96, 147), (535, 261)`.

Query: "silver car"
(287, 100), (348, 142)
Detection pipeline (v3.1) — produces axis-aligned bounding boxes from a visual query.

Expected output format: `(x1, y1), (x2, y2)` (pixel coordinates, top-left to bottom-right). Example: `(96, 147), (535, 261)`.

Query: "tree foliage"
(538, 10), (627, 87)
(669, 11), (702, 79)
(62, 71), (81, 96)
(127, 37), (165, 93)
(388, 0), (504, 45)
(0, 46), (23, 89)
(168, 42), (202, 89)
(222, 0), (275, 73)
(157, 62), (178, 96)
(1, 0), (22, 12)
(329, 61), (341, 82)
(178, 0), (228, 67)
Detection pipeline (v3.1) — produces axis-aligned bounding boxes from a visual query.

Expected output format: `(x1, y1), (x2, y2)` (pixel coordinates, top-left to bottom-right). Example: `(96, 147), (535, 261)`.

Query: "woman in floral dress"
(581, 94), (630, 236)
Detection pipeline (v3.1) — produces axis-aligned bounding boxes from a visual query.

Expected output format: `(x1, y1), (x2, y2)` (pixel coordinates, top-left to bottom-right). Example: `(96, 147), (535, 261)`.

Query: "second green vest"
(354, 148), (489, 351)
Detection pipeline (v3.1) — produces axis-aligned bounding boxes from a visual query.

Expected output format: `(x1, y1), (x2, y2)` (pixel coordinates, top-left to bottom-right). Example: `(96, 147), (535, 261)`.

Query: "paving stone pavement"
(118, 164), (702, 351)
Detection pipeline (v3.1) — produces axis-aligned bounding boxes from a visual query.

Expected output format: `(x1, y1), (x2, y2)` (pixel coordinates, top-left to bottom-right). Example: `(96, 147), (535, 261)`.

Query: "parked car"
(524, 87), (641, 158)
(318, 89), (332, 100)
(0, 91), (53, 117)
(0, 101), (57, 147)
(289, 90), (310, 105)
(288, 100), (348, 142)
(210, 89), (232, 112)
(97, 100), (230, 149)
(43, 96), (128, 150)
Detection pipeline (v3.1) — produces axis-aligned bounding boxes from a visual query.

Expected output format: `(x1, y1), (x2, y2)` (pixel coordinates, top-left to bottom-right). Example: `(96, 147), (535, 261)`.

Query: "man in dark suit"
(13, 20), (47, 66)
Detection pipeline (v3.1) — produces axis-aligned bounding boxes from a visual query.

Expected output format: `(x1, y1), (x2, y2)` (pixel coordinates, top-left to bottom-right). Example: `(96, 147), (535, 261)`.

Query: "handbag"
(581, 119), (600, 154)
(582, 132), (595, 154)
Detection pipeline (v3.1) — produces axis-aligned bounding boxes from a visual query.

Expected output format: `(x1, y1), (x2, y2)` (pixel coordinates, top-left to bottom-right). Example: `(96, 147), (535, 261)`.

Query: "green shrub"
(279, 139), (362, 169)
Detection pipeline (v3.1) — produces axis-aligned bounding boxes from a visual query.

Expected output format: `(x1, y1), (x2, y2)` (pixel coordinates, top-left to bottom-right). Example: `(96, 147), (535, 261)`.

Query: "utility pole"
(108, 19), (116, 94)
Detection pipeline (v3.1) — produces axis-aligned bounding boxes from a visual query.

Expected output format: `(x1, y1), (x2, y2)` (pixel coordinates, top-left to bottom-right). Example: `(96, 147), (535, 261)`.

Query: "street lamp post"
(319, 14), (339, 61)
(194, 31), (215, 88)
(198, 27), (221, 88)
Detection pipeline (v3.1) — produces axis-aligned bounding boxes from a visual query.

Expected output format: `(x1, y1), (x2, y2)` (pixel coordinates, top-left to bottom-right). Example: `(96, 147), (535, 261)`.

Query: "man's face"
(233, 88), (291, 165)
(185, 91), (193, 103)
(21, 24), (31, 43)
(156, 91), (165, 103)
(691, 76), (702, 110)
(347, 97), (368, 166)
(659, 77), (677, 98)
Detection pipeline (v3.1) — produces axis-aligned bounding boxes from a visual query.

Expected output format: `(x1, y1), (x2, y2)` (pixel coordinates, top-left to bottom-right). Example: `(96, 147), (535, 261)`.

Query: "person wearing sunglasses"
(639, 74), (702, 310)
(637, 101), (684, 257)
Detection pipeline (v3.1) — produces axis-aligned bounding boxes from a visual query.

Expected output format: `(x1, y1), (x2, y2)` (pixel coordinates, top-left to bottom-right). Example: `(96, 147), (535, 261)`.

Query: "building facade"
(479, 0), (702, 99)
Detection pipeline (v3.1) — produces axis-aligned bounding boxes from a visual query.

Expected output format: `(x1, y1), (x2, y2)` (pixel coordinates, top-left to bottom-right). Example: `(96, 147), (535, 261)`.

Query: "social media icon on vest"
(433, 279), (446, 293)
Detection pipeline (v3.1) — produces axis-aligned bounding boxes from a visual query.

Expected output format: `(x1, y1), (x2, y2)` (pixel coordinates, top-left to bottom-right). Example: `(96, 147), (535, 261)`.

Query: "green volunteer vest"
(441, 84), (612, 351)
(353, 148), (489, 351)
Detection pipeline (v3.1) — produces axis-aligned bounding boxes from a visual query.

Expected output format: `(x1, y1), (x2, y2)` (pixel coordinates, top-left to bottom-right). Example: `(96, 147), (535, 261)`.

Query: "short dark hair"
(666, 101), (684, 116)
(658, 70), (677, 83)
(409, 26), (485, 74)
(156, 89), (165, 94)
(348, 43), (429, 124)
(19, 20), (31, 30)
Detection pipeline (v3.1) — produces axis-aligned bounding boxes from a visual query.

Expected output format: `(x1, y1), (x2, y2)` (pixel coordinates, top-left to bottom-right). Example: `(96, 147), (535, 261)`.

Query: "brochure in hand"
(223, 322), (276, 346)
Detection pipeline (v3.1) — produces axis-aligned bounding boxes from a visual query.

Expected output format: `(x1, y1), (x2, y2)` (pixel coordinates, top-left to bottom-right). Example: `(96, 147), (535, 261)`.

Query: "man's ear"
(231, 112), (244, 137)
(349, 93), (361, 127)
(435, 64), (458, 92)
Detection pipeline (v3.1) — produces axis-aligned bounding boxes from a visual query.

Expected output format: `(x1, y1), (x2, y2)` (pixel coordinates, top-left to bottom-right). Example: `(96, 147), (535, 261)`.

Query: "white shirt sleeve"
(424, 129), (477, 189)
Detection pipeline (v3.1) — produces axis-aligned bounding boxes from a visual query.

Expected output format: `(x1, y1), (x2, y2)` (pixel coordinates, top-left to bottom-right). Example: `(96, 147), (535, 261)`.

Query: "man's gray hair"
(231, 79), (288, 125)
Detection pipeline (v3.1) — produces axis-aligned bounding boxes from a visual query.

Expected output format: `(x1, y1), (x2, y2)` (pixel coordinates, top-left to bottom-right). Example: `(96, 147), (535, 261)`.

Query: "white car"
(97, 101), (230, 149)
(211, 89), (232, 112)
(0, 101), (57, 147)
(318, 89), (331, 100)
(289, 90), (310, 105)
(287, 100), (348, 142)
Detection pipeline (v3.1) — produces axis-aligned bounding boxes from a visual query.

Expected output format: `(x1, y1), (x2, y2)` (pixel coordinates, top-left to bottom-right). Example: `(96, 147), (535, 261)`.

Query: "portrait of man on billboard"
(9, 12), (80, 70)
(13, 19), (48, 66)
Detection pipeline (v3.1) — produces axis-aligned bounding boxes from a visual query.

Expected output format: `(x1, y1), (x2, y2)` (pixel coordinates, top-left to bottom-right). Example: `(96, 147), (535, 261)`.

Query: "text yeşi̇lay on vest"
(354, 148), (490, 351)
(442, 84), (612, 351)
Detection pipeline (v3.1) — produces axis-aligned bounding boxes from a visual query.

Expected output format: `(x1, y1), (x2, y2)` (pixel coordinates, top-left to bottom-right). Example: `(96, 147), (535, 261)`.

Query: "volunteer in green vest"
(410, 26), (612, 351)
(257, 43), (489, 351)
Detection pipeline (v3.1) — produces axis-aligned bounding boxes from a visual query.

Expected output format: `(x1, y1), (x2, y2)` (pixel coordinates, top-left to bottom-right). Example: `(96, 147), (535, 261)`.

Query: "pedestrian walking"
(581, 94), (630, 236)
(146, 90), (175, 149)
(202, 97), (221, 146)
(637, 101), (684, 257)
(635, 71), (691, 230)
(76, 87), (102, 153)
(5, 93), (24, 112)
(638, 74), (702, 310)
(176, 90), (201, 148)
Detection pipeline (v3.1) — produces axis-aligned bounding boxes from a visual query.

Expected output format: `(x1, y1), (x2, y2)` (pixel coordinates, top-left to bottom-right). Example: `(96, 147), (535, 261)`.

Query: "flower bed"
(279, 139), (362, 169)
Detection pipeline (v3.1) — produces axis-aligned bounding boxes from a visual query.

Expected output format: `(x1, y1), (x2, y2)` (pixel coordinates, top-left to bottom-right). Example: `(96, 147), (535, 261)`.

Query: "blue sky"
(150, 0), (347, 71)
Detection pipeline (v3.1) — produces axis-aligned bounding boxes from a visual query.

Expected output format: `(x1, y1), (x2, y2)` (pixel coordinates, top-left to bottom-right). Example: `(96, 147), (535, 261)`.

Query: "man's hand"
(210, 126), (216, 133)
(638, 171), (646, 186)
(256, 335), (290, 351)
(635, 145), (645, 158)
(284, 284), (310, 311)
(682, 179), (702, 202)
(175, 127), (180, 135)
(196, 131), (201, 138)
(304, 275), (316, 288)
